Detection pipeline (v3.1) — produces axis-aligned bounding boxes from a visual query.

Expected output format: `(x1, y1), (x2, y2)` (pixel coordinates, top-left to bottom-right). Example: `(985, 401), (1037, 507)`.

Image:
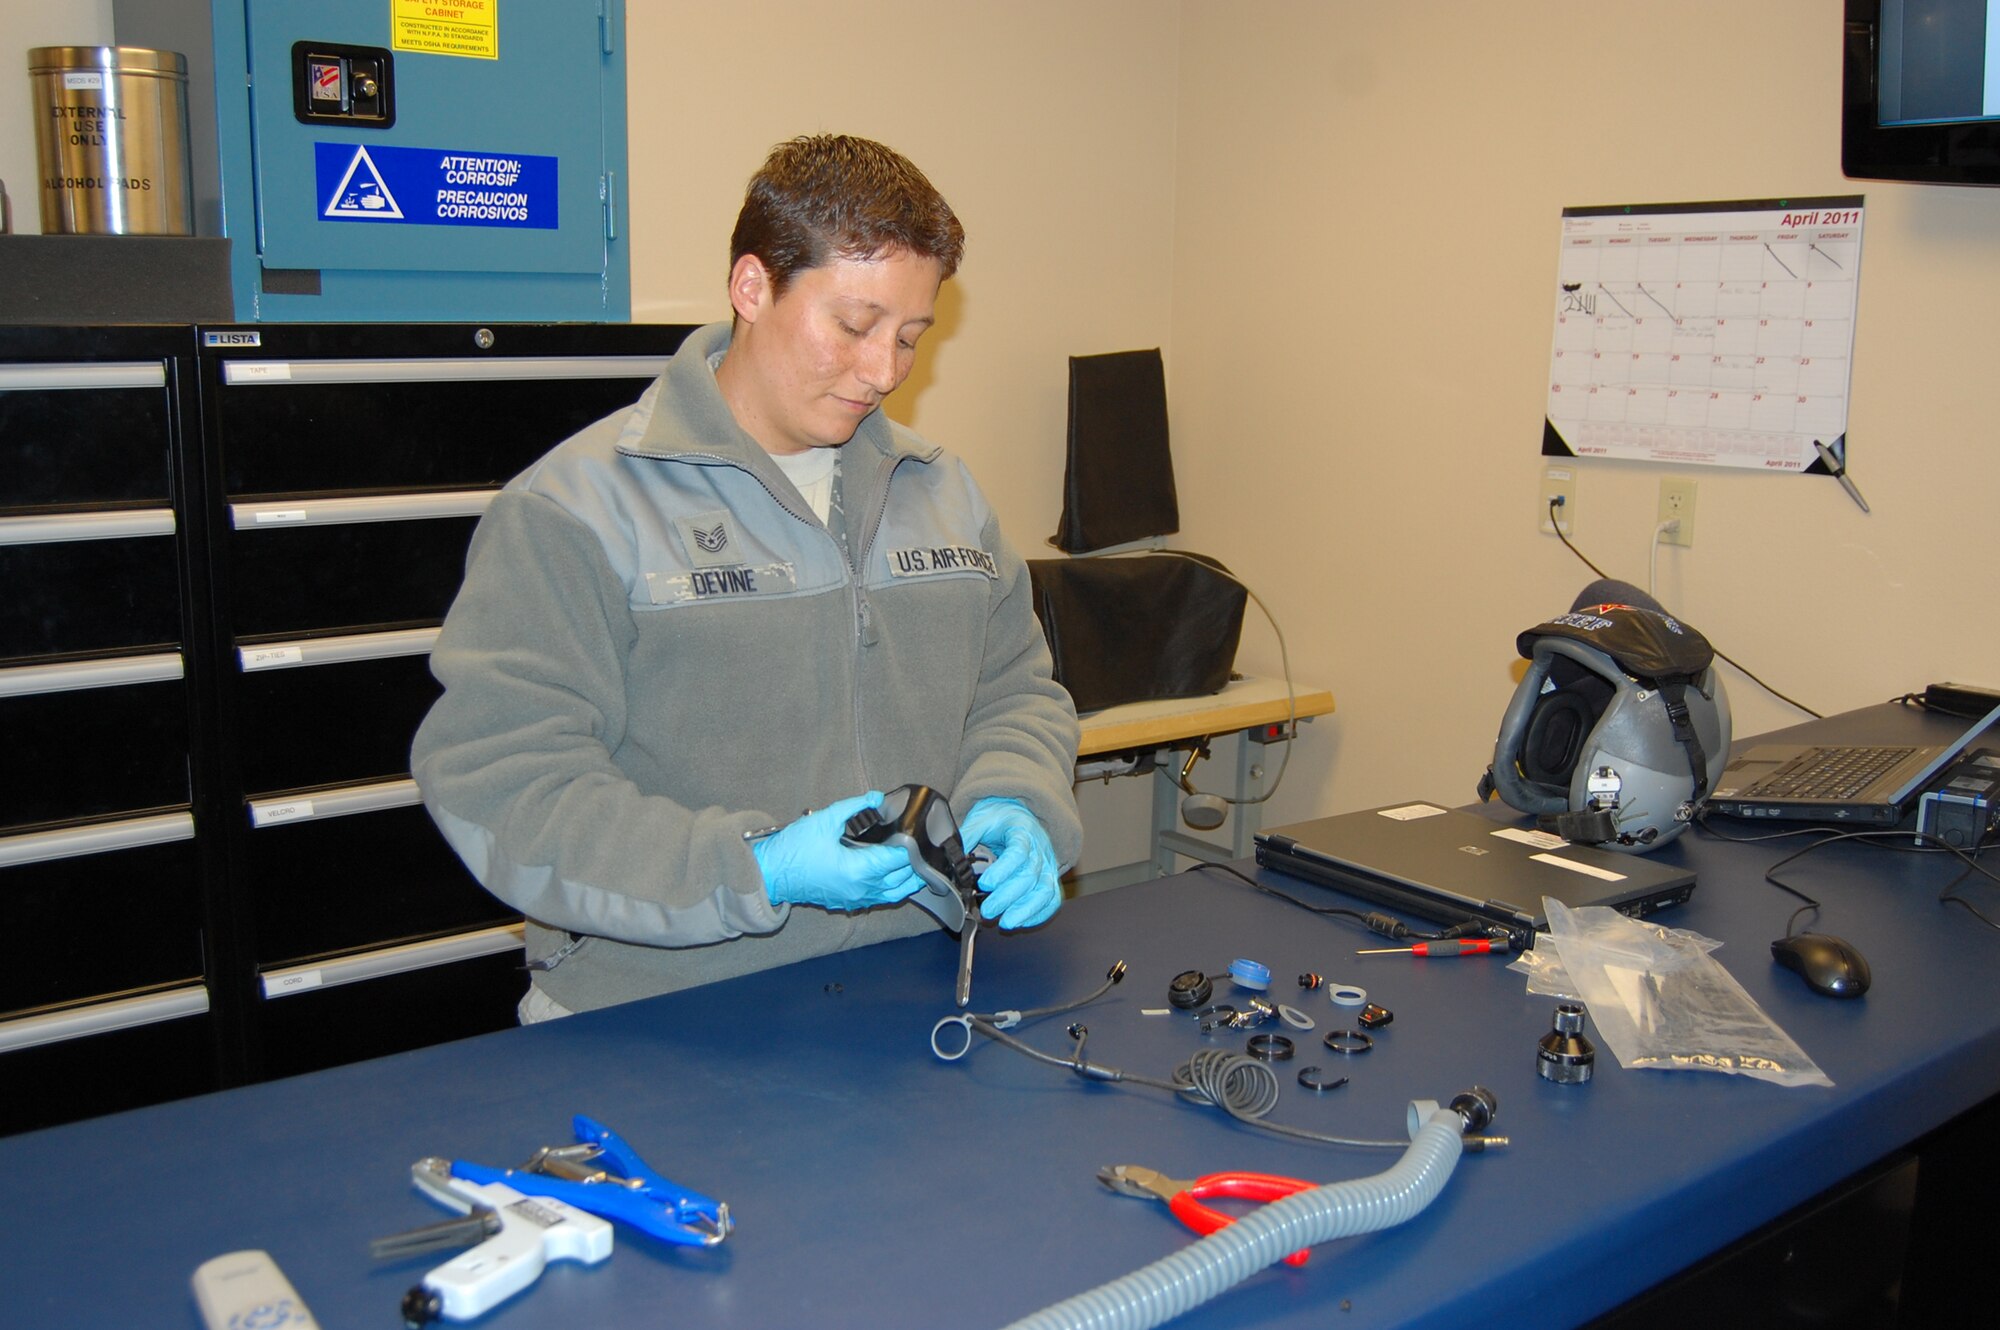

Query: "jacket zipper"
(622, 444), (896, 786)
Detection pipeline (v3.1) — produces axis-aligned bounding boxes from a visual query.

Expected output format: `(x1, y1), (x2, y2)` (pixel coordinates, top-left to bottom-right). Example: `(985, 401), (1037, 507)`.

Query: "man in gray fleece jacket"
(412, 135), (1082, 1018)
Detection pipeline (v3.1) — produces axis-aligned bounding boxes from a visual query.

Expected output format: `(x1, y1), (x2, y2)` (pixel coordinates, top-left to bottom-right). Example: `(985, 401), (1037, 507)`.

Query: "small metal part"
(1538, 1003), (1596, 1084)
(1450, 1086), (1500, 1133)
(1195, 1003), (1240, 1034)
(1096, 1163), (1179, 1202)
(1246, 1033), (1295, 1061)
(1357, 1003), (1393, 1030)
(955, 920), (978, 1008)
(1321, 1029), (1373, 1055)
(369, 1206), (502, 1259)
(521, 1143), (621, 1185)
(1229, 997), (1276, 1029)
(1167, 969), (1213, 1010)
(1327, 983), (1367, 1007)
(1296, 1066), (1349, 1093)
(1067, 1023), (1089, 1040)
(1297, 972), (1324, 990)
(472, 327), (495, 350)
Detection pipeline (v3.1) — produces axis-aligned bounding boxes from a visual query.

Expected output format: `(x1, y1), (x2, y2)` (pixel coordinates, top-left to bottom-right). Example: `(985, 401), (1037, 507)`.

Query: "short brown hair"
(729, 135), (965, 295)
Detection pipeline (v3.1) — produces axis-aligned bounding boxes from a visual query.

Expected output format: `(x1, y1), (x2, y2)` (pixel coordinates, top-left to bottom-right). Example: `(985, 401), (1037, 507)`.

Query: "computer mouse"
(1770, 933), (1871, 999)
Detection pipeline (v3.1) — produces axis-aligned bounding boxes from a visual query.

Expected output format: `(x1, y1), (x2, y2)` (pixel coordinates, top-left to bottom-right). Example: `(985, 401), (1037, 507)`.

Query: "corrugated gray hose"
(1001, 1104), (1469, 1330)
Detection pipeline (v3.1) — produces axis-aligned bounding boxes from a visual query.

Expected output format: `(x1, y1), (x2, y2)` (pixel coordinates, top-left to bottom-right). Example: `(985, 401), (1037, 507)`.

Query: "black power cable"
(1546, 497), (1821, 718)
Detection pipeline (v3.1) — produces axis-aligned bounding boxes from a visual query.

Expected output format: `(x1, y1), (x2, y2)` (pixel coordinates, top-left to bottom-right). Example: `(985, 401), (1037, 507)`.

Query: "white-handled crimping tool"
(377, 1156), (612, 1326)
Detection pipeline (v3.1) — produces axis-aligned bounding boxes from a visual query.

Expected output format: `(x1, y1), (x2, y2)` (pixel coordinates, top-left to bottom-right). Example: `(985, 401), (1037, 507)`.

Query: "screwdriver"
(1356, 939), (1507, 957)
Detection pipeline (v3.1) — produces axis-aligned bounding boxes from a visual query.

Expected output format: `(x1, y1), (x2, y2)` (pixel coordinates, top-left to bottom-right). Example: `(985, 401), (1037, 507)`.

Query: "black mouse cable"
(1932, 835), (2000, 930)
(1756, 825), (2000, 935)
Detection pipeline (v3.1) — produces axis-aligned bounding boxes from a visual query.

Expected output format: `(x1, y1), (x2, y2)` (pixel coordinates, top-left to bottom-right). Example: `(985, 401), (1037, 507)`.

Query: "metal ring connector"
(1246, 1033), (1295, 1061)
(1296, 1066), (1350, 1092)
(930, 1014), (976, 1060)
(1321, 1029), (1374, 1055)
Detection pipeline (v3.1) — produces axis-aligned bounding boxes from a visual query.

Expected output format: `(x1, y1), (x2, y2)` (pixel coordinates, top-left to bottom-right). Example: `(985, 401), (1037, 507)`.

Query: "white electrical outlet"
(1540, 467), (1576, 535)
(1657, 477), (1696, 546)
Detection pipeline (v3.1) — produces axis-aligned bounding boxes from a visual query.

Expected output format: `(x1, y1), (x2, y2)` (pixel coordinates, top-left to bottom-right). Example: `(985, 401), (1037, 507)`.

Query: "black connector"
(1923, 681), (2000, 719)
(1361, 912), (1410, 939)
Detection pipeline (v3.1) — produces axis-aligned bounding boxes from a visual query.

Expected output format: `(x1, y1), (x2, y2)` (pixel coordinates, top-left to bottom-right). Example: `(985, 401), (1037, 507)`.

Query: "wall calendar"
(1543, 196), (1865, 472)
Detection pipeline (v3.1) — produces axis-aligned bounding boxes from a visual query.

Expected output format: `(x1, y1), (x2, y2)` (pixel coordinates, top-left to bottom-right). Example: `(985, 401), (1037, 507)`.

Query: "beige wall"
(1167, 1), (2000, 838)
(9, 1), (1995, 870)
(0, 1), (115, 231)
(622, 2), (1182, 558)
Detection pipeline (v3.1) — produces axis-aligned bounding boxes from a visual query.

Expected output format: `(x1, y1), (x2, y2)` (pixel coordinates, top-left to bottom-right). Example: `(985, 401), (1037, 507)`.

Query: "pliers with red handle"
(1097, 1164), (1318, 1266)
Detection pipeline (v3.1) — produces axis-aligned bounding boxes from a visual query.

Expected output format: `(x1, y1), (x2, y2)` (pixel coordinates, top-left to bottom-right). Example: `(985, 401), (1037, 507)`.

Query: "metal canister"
(28, 46), (194, 235)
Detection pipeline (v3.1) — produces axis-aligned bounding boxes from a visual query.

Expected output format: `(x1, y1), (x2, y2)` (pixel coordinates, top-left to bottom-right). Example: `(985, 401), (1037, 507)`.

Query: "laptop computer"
(1253, 802), (1697, 950)
(1706, 700), (2000, 825)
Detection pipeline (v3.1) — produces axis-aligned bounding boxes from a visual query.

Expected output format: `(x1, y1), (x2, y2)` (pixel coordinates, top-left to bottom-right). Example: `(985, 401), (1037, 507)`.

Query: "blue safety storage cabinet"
(115, 0), (630, 322)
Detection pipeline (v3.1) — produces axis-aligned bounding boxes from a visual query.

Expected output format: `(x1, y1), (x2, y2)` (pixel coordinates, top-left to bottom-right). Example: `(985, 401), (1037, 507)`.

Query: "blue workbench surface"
(3, 703), (1996, 1329)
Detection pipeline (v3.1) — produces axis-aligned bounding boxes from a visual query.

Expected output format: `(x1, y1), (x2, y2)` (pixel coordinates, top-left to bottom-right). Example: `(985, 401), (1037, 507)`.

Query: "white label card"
(264, 969), (323, 996)
(1376, 803), (1447, 821)
(1530, 851), (1627, 882)
(251, 799), (314, 827)
(1492, 826), (1569, 850)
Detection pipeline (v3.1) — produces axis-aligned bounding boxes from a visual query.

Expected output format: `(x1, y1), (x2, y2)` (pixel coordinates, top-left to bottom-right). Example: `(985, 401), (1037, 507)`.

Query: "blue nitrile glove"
(754, 792), (923, 911)
(958, 797), (1062, 930)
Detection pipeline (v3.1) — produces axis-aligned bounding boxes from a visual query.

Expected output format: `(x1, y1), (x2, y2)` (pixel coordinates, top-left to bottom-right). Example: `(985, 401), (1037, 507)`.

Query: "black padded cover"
(1028, 554), (1245, 715)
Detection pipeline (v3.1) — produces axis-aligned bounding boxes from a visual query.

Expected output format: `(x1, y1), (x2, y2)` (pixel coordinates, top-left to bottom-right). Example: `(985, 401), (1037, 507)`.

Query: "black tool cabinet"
(0, 326), (222, 1134)
(1, 322), (695, 1132)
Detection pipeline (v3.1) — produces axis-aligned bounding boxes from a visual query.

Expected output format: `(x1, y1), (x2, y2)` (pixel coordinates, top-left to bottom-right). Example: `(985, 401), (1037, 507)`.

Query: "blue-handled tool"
(449, 1115), (731, 1248)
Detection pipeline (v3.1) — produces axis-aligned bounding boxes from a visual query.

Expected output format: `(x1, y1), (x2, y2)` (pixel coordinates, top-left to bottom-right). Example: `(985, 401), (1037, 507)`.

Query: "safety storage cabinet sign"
(316, 142), (555, 229)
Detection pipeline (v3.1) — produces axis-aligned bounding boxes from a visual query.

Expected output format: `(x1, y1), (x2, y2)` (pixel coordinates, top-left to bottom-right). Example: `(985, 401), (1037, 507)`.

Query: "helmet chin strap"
(1653, 679), (1713, 803)
(1537, 807), (1639, 845)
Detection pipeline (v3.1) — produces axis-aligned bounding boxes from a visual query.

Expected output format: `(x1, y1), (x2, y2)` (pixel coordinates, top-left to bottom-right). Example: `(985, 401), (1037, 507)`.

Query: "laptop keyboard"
(1759, 745), (1916, 799)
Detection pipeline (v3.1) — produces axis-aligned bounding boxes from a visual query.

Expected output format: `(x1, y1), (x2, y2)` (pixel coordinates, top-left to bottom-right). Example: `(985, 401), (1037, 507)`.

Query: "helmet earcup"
(1519, 676), (1613, 785)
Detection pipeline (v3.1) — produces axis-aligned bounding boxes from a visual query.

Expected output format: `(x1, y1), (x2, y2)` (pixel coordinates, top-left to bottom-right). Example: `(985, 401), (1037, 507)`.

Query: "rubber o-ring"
(1322, 1029), (1374, 1055)
(1327, 984), (1368, 1007)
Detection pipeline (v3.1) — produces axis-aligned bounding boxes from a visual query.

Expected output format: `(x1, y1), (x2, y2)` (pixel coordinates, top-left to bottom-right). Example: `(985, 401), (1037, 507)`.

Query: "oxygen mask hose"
(999, 1091), (1495, 1330)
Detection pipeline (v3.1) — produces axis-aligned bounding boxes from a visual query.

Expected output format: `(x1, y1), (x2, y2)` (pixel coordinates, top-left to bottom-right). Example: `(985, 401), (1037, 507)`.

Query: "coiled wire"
(1171, 1048), (1279, 1120)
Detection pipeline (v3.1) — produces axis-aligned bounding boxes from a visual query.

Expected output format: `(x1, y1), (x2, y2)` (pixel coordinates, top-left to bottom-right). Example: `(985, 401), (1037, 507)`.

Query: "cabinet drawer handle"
(0, 652), (183, 699)
(221, 355), (667, 386)
(0, 984), (208, 1054)
(0, 811), (195, 869)
(239, 627), (439, 672)
(230, 490), (494, 529)
(0, 361), (167, 391)
(0, 508), (175, 547)
(248, 779), (421, 828)
(259, 924), (525, 999)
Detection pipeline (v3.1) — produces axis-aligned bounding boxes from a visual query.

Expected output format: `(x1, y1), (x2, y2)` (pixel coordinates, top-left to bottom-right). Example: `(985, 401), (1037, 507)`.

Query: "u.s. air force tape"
(886, 545), (997, 578)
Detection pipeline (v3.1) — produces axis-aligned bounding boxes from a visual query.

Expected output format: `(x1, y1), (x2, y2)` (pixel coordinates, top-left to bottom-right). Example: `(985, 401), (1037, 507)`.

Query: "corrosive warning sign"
(391, 0), (498, 60)
(315, 142), (557, 229)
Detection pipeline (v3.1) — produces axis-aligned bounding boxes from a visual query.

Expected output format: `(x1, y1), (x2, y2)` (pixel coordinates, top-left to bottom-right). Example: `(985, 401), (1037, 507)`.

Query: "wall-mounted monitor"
(1844, 0), (2000, 185)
